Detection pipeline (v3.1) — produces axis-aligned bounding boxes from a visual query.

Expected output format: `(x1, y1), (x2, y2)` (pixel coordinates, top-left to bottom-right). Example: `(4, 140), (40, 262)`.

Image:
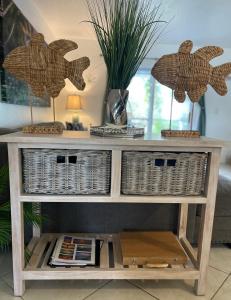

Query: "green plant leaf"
(25, 248), (32, 264)
(0, 198), (11, 249)
(0, 201), (10, 212)
(0, 165), (45, 251)
(85, 0), (167, 90)
(0, 201), (45, 250)
(24, 203), (46, 228)
(0, 165), (9, 195)
(0, 219), (11, 250)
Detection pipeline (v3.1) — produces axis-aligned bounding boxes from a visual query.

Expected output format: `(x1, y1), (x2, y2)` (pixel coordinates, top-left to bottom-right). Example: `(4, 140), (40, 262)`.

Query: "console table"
(0, 131), (223, 297)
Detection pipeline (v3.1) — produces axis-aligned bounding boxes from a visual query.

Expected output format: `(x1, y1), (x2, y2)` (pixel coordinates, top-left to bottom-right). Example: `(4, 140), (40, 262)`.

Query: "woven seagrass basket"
(121, 152), (208, 196)
(23, 149), (111, 195)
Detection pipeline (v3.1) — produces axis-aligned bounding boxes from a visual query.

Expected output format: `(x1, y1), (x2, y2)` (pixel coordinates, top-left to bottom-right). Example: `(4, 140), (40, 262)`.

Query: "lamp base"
(72, 114), (79, 123)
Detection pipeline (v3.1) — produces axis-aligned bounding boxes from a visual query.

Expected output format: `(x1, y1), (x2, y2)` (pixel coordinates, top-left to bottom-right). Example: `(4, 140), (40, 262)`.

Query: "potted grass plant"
(0, 165), (43, 252)
(86, 0), (166, 125)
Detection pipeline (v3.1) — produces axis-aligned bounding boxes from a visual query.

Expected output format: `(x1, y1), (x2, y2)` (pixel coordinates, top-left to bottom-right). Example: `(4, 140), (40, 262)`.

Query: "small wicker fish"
(151, 40), (231, 102)
(3, 33), (90, 98)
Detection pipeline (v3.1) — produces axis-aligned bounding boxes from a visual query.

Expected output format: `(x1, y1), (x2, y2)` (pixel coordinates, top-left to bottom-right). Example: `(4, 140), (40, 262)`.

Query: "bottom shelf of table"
(23, 233), (200, 280)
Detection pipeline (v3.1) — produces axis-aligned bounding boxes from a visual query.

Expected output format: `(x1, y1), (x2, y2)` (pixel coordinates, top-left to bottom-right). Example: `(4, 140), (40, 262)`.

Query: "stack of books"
(50, 235), (96, 266)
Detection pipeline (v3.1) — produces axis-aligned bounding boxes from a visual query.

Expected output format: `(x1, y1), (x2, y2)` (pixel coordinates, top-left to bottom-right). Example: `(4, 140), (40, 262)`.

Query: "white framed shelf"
(19, 194), (207, 204)
(0, 131), (223, 297)
(24, 233), (199, 281)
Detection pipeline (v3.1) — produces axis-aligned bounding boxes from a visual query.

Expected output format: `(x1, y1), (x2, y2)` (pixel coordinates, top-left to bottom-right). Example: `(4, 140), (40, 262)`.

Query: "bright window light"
(127, 69), (199, 136)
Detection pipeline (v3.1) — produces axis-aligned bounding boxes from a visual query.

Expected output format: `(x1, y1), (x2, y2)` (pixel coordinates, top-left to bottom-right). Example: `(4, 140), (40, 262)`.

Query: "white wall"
(55, 38), (107, 127)
(206, 82), (231, 140)
(202, 48), (231, 141)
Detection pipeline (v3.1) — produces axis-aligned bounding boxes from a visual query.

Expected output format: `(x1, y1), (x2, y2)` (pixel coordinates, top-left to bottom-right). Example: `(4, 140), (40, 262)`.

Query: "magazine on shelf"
(50, 235), (96, 266)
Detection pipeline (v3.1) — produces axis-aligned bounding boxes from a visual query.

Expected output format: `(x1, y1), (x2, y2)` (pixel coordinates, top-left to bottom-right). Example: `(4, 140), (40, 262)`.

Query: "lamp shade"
(66, 95), (82, 111)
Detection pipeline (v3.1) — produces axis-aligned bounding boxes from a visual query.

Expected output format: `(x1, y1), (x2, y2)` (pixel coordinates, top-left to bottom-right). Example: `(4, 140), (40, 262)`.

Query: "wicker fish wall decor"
(3, 33), (90, 98)
(151, 40), (231, 103)
(3, 33), (90, 134)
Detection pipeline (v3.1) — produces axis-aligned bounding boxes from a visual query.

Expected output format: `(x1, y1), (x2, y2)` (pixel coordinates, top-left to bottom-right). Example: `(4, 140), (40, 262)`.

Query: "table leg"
(194, 149), (221, 295)
(178, 203), (188, 239)
(8, 144), (25, 296)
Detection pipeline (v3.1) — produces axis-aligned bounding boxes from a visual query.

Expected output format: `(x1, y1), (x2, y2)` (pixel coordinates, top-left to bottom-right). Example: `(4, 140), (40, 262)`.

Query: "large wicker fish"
(151, 40), (231, 102)
(3, 33), (90, 98)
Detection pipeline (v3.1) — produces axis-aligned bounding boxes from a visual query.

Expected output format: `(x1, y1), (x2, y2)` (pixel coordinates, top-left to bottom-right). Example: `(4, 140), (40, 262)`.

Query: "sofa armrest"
(219, 164), (231, 179)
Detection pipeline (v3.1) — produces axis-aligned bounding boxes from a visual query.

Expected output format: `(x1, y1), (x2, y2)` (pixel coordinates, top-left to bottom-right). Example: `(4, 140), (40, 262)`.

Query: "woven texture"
(23, 122), (64, 134)
(121, 152), (207, 196)
(3, 33), (90, 98)
(161, 130), (200, 138)
(23, 149), (111, 195)
(151, 40), (231, 103)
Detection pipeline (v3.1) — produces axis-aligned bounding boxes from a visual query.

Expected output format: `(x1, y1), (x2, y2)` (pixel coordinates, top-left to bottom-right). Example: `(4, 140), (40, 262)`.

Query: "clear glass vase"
(104, 89), (129, 126)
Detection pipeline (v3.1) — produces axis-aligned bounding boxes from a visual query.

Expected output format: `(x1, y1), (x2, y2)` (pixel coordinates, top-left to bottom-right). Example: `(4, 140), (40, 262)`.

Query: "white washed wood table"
(0, 131), (223, 296)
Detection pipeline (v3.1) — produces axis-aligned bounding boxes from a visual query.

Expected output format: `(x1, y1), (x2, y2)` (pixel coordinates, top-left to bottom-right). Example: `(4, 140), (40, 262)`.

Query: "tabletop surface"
(0, 131), (224, 148)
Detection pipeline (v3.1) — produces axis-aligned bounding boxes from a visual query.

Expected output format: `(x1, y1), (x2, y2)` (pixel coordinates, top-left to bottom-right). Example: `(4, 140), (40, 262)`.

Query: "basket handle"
(153, 159), (177, 167)
(56, 156), (66, 164)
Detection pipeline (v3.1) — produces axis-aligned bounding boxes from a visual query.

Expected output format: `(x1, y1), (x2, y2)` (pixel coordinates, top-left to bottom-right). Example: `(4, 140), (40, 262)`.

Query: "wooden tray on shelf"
(24, 233), (198, 280)
(119, 231), (188, 266)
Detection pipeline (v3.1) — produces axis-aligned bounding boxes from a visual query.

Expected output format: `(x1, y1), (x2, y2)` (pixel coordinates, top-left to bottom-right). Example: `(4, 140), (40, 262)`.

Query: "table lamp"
(66, 95), (82, 123)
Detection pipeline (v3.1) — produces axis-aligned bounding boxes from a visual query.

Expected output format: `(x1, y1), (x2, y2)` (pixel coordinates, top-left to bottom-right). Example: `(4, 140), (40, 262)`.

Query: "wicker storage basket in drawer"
(121, 152), (207, 196)
(23, 149), (111, 195)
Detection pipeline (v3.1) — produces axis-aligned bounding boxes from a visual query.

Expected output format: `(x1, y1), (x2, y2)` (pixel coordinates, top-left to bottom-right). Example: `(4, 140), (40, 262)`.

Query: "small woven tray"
(90, 126), (144, 138)
(161, 130), (200, 138)
(23, 122), (64, 134)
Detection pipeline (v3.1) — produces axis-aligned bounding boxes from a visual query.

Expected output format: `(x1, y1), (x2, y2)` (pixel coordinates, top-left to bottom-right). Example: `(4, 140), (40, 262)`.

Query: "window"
(127, 68), (200, 137)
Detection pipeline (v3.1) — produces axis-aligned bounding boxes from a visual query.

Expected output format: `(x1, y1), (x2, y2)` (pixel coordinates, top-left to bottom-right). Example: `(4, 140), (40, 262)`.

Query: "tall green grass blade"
(85, 0), (167, 89)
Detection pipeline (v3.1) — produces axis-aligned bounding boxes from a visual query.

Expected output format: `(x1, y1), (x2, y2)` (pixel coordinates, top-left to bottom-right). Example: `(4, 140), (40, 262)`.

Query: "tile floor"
(0, 247), (231, 300)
